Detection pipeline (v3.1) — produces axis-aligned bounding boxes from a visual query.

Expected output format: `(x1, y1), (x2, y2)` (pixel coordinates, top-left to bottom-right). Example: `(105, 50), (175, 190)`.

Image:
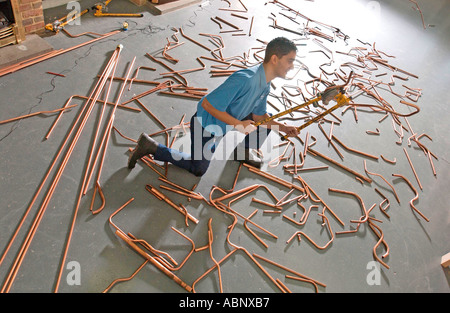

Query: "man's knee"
(192, 167), (208, 177)
(191, 162), (210, 177)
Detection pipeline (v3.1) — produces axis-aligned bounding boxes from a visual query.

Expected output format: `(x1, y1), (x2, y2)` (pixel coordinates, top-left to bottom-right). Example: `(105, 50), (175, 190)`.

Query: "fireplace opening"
(0, 0), (14, 27)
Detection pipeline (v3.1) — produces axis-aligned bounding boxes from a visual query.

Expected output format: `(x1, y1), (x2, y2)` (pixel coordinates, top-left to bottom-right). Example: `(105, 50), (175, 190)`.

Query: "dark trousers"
(154, 113), (271, 176)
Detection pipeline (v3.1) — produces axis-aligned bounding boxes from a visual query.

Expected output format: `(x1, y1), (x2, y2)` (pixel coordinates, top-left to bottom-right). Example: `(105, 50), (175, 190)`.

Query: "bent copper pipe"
(146, 185), (199, 224)
(203, 188), (286, 293)
(283, 204), (318, 226)
(331, 135), (378, 160)
(328, 188), (369, 225)
(115, 230), (192, 292)
(0, 104), (77, 126)
(286, 213), (334, 251)
(294, 175), (344, 226)
(103, 260), (148, 293)
(179, 27), (212, 52)
(364, 160), (400, 203)
(244, 209), (269, 249)
(368, 220), (390, 269)
(392, 174), (429, 222)
(108, 200), (192, 284)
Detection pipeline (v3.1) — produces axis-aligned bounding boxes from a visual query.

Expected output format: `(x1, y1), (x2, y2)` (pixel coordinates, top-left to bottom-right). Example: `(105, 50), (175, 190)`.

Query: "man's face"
(275, 50), (297, 79)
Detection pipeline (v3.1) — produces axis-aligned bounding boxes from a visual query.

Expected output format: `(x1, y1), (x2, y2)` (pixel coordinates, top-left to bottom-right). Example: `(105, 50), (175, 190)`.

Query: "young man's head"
(263, 37), (297, 79)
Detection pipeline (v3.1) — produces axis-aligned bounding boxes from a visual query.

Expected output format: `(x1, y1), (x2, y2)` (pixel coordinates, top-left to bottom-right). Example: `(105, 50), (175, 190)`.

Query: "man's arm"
(252, 113), (299, 137)
(201, 98), (257, 134)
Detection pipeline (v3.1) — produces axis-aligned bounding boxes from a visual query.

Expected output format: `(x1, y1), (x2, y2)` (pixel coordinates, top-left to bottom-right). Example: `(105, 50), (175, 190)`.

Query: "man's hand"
(280, 124), (299, 138)
(235, 120), (257, 135)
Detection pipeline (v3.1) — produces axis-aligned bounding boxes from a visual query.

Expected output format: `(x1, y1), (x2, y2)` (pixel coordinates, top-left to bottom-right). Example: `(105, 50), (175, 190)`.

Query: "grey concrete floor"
(0, 0), (449, 294)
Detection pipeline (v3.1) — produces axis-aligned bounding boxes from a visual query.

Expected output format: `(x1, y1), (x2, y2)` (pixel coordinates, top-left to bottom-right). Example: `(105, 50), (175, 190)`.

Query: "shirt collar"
(257, 63), (269, 88)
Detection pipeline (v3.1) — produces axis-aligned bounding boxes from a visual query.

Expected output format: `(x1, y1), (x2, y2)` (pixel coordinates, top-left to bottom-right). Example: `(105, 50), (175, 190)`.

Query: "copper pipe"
(0, 30), (120, 77)
(135, 99), (166, 129)
(231, 13), (248, 19)
(193, 197), (284, 292)
(363, 160), (400, 203)
(392, 174), (429, 222)
(0, 104), (77, 125)
(140, 156), (167, 178)
(159, 57), (206, 76)
(251, 198), (281, 210)
(215, 16), (240, 30)
(82, 53), (122, 196)
(285, 275), (318, 293)
(207, 188), (286, 293)
(294, 175), (345, 226)
(253, 253), (325, 288)
(283, 205), (318, 226)
(112, 126), (137, 143)
(179, 27), (212, 52)
(146, 185), (198, 224)
(128, 66), (156, 90)
(159, 91), (203, 99)
(115, 230), (192, 292)
(243, 163), (305, 192)
(328, 188), (369, 225)
(286, 213), (334, 250)
(207, 218), (223, 292)
(200, 55), (247, 69)
(375, 188), (391, 218)
(276, 278), (291, 293)
(147, 122), (190, 137)
(224, 188), (278, 239)
(403, 147), (423, 190)
(380, 154), (396, 164)
(307, 148), (372, 183)
(331, 135), (378, 160)
(318, 122), (343, 159)
(121, 80), (172, 105)
(46, 71), (65, 77)
(244, 209), (268, 249)
(103, 260), (148, 293)
(45, 94), (140, 140)
(84, 57), (137, 199)
(368, 220), (390, 269)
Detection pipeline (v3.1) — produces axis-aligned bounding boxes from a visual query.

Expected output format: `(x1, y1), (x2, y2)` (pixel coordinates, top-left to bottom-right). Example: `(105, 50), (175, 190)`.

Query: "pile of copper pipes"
(0, 0), (437, 293)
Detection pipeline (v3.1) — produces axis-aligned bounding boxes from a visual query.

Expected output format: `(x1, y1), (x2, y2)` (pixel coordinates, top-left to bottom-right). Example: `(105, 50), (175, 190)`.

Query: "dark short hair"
(264, 37), (297, 63)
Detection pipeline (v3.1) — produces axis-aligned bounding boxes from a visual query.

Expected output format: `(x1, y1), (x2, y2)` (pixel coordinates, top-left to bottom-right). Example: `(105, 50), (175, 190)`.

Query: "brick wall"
(18, 0), (44, 34)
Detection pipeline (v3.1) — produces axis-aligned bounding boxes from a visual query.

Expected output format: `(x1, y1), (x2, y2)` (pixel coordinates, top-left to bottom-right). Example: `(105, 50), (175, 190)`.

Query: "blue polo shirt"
(196, 63), (270, 136)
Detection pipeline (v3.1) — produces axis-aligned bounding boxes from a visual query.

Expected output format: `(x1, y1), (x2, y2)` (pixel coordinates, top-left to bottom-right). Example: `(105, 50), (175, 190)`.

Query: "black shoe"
(128, 133), (159, 169)
(233, 146), (263, 169)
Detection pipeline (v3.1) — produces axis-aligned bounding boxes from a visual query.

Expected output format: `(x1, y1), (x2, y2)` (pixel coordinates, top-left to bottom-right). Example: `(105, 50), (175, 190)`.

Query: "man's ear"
(270, 54), (279, 65)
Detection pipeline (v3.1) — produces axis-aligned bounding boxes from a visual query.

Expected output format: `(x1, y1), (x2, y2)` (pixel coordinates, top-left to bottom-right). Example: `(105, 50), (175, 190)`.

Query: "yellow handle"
(280, 93), (350, 141)
(253, 95), (322, 127)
